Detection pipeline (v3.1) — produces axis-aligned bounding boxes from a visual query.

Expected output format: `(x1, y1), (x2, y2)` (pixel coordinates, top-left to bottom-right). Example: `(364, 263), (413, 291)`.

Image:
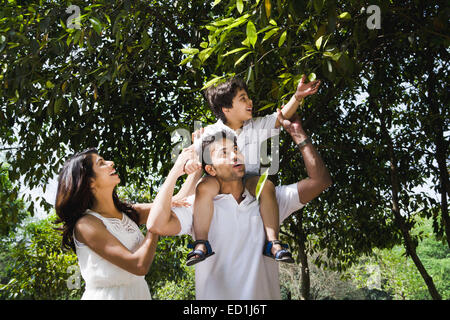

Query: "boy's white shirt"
(194, 112), (280, 175)
(172, 183), (305, 300)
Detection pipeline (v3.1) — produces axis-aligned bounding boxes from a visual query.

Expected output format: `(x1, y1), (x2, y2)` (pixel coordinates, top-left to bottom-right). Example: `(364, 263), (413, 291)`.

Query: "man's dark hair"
(201, 129), (238, 173)
(204, 77), (248, 123)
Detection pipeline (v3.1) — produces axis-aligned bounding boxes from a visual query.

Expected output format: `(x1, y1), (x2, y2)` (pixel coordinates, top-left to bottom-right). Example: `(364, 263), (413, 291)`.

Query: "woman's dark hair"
(54, 148), (140, 252)
(204, 77), (248, 123)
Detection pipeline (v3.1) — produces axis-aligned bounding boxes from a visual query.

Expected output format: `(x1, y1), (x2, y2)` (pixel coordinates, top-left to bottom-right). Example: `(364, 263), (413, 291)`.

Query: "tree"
(0, 0), (216, 211)
(0, 214), (83, 299)
(179, 0), (448, 299)
(1, 0), (447, 300)
(0, 162), (28, 237)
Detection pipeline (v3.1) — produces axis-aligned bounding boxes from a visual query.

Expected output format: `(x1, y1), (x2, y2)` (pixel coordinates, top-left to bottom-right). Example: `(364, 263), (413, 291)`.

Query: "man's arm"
(277, 109), (332, 204)
(275, 75), (321, 129)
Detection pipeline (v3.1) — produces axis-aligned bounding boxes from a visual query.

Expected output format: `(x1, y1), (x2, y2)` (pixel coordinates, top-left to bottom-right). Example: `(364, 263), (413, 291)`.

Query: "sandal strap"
(264, 240), (289, 256)
(187, 239), (213, 255)
(187, 249), (205, 260)
(275, 249), (292, 260)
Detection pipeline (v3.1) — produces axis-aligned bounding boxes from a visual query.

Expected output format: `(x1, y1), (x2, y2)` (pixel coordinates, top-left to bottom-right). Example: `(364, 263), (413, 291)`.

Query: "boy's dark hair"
(204, 77), (248, 123)
(201, 129), (238, 173)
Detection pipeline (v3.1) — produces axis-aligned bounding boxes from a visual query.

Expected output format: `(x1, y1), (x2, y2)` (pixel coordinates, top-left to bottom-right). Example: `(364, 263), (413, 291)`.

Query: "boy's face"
(222, 88), (253, 124)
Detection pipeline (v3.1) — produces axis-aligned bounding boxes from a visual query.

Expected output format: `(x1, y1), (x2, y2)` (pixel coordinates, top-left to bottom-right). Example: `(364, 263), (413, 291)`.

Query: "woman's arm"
(172, 169), (203, 201)
(146, 146), (201, 235)
(75, 215), (158, 276)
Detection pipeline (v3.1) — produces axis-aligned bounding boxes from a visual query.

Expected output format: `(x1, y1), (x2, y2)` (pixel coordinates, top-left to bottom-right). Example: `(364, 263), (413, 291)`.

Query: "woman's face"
(90, 154), (120, 191)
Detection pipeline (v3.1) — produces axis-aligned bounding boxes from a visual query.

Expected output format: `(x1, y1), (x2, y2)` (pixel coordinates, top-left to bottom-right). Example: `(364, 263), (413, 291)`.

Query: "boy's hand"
(294, 75), (321, 101)
(192, 127), (205, 143)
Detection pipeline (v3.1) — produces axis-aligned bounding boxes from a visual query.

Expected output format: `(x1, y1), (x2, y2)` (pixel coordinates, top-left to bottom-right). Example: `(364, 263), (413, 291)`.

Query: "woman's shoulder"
(74, 211), (106, 240)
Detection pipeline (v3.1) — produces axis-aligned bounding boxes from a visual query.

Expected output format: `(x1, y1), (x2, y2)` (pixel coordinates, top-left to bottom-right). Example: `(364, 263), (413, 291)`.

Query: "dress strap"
(84, 209), (106, 221)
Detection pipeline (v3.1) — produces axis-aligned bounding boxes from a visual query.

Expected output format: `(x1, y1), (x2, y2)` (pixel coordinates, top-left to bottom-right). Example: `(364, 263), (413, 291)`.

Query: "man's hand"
(294, 75), (321, 101)
(276, 109), (308, 145)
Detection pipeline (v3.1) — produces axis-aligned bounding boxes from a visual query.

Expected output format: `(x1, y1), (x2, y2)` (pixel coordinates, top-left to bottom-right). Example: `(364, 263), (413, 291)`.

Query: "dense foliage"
(0, 0), (448, 299)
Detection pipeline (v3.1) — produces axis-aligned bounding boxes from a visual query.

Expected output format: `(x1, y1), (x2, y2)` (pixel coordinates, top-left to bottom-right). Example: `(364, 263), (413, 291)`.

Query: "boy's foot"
(186, 240), (215, 266)
(263, 240), (295, 263)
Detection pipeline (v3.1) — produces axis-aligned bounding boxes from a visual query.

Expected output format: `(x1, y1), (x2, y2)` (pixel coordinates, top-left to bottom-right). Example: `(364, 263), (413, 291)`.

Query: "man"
(146, 109), (332, 299)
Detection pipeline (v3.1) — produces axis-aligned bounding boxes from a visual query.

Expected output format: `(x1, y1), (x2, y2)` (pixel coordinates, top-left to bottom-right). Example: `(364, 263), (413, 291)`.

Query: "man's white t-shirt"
(172, 183), (305, 300)
(194, 112), (280, 175)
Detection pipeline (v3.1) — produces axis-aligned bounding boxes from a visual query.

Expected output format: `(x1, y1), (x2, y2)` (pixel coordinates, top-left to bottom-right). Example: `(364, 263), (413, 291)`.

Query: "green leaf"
(315, 35), (323, 50)
(338, 12), (351, 20)
(213, 0), (222, 7)
(46, 80), (55, 89)
(257, 102), (276, 112)
(178, 56), (192, 66)
(181, 48), (199, 55)
(246, 21), (257, 48)
(198, 47), (214, 63)
(262, 28), (279, 42)
(89, 18), (102, 35)
(278, 30), (287, 47)
(222, 47), (248, 57)
(201, 76), (224, 90)
(121, 81), (128, 97)
(234, 51), (252, 66)
(236, 0), (244, 14)
(255, 168), (269, 200)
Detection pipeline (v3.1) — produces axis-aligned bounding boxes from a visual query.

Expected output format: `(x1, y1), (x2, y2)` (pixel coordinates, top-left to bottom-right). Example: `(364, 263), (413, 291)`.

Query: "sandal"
(186, 240), (215, 266)
(263, 240), (295, 263)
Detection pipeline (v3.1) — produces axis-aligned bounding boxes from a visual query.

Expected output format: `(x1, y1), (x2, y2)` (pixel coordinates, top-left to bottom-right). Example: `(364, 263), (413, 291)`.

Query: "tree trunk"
(292, 209), (310, 300)
(425, 62), (450, 248)
(379, 108), (442, 300)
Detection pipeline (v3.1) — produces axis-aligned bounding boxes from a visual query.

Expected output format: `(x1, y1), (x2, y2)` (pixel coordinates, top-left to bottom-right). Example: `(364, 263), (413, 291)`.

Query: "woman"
(55, 147), (199, 299)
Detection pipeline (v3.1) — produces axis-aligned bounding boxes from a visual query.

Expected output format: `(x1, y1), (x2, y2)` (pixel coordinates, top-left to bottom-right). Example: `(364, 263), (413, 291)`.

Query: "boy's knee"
(261, 179), (276, 194)
(197, 176), (220, 195)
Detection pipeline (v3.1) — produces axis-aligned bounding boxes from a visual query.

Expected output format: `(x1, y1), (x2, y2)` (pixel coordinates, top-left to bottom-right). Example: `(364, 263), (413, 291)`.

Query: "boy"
(186, 75), (320, 266)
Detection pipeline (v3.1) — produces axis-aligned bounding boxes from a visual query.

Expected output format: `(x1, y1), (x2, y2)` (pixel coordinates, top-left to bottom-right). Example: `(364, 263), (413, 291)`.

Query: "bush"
(0, 214), (84, 299)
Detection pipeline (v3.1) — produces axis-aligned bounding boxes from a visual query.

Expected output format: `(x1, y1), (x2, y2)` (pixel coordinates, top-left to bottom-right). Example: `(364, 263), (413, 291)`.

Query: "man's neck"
(218, 179), (245, 204)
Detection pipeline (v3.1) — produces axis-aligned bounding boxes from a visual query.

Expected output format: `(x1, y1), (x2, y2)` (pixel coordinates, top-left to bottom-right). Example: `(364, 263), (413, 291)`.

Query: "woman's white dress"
(74, 209), (151, 300)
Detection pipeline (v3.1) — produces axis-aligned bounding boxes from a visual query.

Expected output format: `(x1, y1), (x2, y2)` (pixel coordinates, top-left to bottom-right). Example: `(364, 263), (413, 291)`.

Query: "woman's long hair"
(54, 148), (140, 252)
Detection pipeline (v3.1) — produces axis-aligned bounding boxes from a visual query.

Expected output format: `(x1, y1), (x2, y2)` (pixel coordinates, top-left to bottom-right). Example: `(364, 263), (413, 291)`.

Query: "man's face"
(206, 138), (245, 181)
(223, 88), (253, 123)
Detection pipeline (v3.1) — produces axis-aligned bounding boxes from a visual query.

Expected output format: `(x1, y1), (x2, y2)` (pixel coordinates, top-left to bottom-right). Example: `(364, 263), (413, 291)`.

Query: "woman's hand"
(171, 197), (191, 207)
(173, 145), (201, 177)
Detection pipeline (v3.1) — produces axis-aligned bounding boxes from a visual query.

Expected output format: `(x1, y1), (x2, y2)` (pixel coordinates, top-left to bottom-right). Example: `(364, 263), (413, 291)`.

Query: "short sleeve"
(275, 183), (305, 223)
(251, 112), (280, 141)
(171, 195), (194, 236)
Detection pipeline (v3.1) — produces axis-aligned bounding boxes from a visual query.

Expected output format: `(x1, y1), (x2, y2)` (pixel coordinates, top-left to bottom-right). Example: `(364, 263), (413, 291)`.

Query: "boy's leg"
(245, 176), (282, 256)
(192, 175), (220, 256)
